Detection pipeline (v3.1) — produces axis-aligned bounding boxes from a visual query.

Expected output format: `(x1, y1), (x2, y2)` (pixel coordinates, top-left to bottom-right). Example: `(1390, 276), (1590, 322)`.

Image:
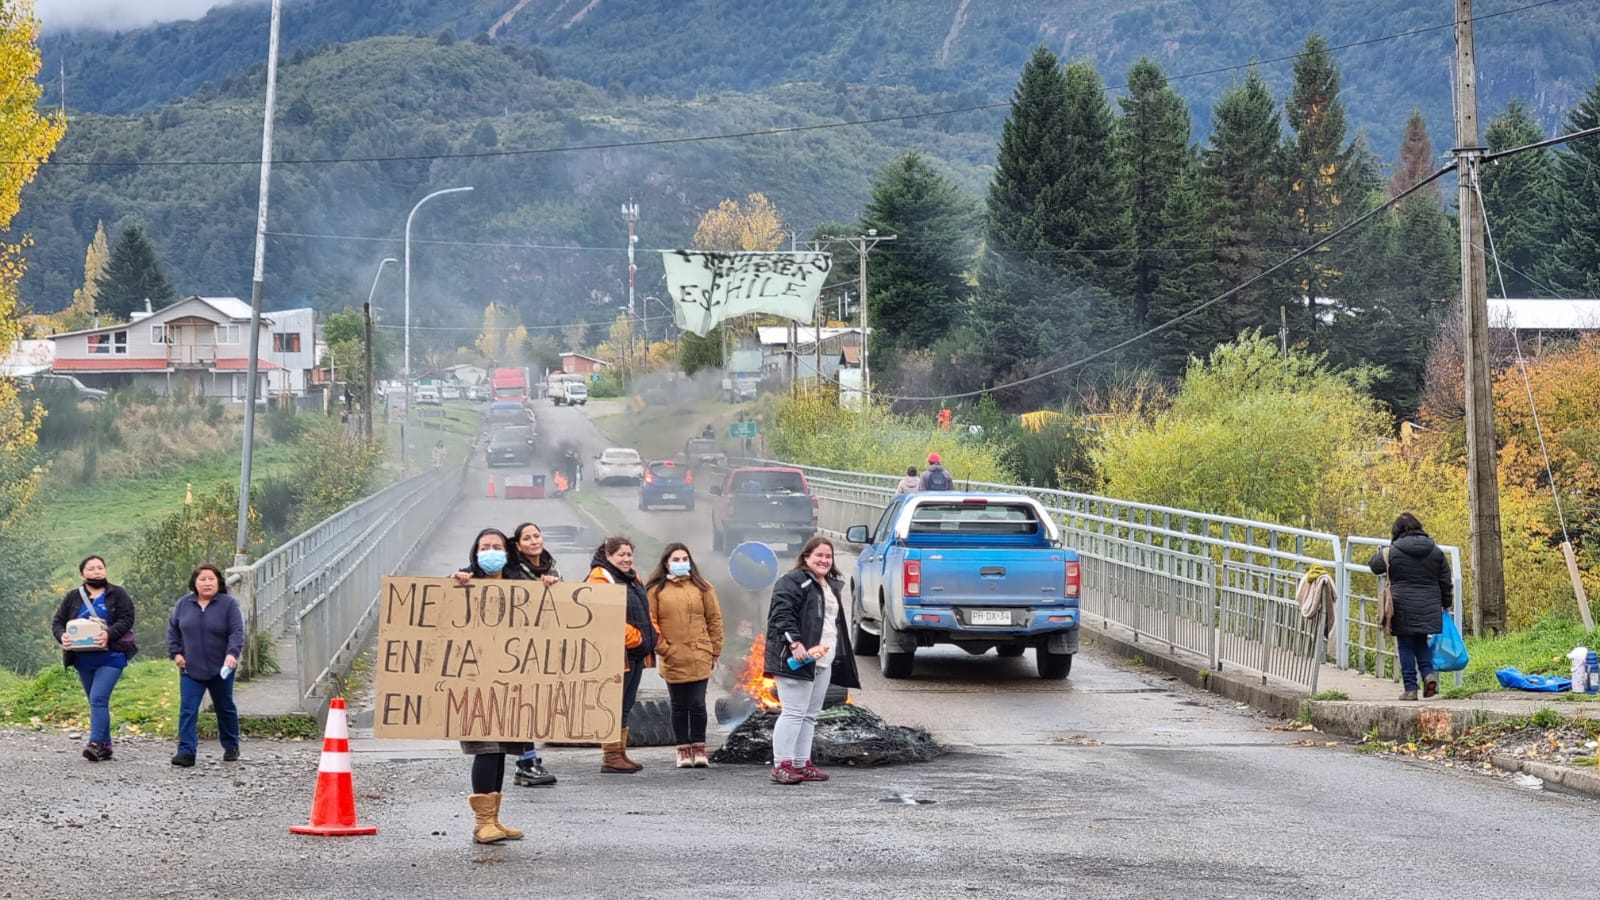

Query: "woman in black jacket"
(50, 555), (136, 762)
(764, 536), (860, 785)
(1369, 512), (1453, 700)
(586, 536), (657, 774)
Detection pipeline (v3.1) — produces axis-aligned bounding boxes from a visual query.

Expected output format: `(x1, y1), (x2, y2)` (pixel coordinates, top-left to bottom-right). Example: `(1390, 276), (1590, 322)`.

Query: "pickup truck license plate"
(970, 610), (1010, 626)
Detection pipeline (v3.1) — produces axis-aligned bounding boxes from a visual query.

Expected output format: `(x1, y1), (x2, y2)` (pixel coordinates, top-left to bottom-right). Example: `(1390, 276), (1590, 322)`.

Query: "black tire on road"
(997, 645), (1026, 658)
(1036, 649), (1073, 680)
(626, 696), (676, 747)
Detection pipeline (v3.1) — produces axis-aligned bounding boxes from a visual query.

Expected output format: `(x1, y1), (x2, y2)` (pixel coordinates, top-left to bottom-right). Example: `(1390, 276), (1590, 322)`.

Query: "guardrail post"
(228, 564), (259, 677)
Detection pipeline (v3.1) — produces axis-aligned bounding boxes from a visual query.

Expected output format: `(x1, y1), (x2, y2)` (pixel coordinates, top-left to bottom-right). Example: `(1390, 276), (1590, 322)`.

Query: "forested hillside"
(41, 0), (1597, 152)
(16, 35), (1001, 327)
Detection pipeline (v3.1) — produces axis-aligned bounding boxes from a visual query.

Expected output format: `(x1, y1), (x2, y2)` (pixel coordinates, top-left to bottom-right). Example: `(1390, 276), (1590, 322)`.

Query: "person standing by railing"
(896, 466), (920, 493)
(1368, 512), (1452, 700)
(166, 564), (244, 768)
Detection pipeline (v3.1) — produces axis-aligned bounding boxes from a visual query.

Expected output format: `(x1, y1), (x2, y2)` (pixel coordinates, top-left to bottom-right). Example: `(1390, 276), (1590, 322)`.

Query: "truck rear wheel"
(1036, 647), (1073, 680)
(851, 618), (879, 657)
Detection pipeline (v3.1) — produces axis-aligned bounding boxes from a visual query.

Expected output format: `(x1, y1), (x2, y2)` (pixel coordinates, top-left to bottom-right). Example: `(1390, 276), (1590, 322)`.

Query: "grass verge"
(0, 660), (318, 739)
(1439, 616), (1596, 698)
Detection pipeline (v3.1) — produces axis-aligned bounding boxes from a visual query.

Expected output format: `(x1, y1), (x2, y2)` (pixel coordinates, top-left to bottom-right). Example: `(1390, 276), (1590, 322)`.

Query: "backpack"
(924, 467), (954, 491)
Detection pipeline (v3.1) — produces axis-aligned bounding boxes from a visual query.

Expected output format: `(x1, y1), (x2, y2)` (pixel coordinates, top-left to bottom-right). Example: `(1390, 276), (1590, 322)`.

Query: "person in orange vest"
(587, 536), (658, 773)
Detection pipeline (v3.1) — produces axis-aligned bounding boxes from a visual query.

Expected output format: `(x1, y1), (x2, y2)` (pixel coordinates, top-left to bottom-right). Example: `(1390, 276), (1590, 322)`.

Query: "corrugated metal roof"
(1487, 298), (1600, 330)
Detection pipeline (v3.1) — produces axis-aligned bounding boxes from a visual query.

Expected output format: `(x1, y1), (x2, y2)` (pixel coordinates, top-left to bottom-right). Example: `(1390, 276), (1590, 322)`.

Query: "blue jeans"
(177, 672), (239, 756)
(1396, 633), (1435, 691)
(619, 664), (644, 728)
(76, 665), (124, 745)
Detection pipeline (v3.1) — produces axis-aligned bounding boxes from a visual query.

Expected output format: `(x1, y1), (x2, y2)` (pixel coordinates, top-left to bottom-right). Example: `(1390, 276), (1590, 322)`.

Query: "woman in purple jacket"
(165, 564), (245, 768)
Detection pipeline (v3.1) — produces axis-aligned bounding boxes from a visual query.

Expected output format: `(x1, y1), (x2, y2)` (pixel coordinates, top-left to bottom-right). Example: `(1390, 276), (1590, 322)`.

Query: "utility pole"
(622, 199), (638, 386)
(788, 231), (799, 392)
(852, 230), (896, 396)
(1453, 0), (1506, 635)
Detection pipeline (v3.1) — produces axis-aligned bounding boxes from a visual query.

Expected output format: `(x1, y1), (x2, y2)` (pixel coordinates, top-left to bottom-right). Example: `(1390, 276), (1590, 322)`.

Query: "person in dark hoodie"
(586, 535), (657, 774)
(51, 555), (137, 762)
(453, 527), (533, 844)
(918, 453), (954, 491)
(1368, 512), (1453, 700)
(166, 564), (244, 768)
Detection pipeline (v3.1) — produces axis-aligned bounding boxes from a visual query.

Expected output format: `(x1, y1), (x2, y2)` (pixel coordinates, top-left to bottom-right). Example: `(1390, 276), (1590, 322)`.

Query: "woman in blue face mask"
(454, 527), (534, 844)
(644, 542), (723, 769)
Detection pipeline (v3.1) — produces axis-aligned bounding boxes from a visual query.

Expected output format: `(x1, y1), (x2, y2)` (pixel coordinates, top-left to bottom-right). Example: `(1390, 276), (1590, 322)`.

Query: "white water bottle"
(219, 664), (234, 680)
(1568, 647), (1587, 693)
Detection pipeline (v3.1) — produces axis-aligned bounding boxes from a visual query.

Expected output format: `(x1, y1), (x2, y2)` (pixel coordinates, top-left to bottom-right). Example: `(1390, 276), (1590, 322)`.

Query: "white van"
(562, 381), (588, 406)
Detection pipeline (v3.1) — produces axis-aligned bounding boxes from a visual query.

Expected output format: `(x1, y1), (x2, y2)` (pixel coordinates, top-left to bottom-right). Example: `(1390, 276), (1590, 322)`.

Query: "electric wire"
(1472, 168), (1573, 541)
(25, 0), (1578, 170)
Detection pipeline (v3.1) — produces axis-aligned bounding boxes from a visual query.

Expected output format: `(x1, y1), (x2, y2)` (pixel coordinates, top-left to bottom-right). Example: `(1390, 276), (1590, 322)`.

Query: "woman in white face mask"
(644, 542), (723, 769)
(453, 528), (533, 845)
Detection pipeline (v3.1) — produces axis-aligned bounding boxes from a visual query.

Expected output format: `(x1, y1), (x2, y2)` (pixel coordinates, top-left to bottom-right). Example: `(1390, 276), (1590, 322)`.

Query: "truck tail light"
(1065, 560), (1080, 599)
(684, 470), (693, 484)
(904, 560), (921, 597)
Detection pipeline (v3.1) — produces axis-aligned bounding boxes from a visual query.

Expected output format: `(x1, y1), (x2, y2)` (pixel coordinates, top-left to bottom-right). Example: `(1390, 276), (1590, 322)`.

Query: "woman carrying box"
(50, 555), (137, 762)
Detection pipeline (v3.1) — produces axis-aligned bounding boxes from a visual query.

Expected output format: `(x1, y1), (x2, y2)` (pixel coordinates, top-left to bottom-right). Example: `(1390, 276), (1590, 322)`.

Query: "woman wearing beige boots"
(586, 536), (658, 773)
(644, 543), (723, 768)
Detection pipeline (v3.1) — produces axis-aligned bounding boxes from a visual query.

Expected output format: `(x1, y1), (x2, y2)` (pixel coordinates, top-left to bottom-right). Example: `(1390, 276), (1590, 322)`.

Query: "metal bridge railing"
(746, 458), (1459, 693)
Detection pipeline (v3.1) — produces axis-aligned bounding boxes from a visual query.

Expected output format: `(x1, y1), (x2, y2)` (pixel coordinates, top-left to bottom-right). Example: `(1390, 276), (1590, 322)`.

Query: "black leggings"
(667, 679), (709, 744)
(471, 753), (506, 793)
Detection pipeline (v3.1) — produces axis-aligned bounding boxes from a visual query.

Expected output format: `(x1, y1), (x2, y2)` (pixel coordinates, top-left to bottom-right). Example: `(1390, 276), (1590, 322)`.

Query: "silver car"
(593, 447), (644, 484)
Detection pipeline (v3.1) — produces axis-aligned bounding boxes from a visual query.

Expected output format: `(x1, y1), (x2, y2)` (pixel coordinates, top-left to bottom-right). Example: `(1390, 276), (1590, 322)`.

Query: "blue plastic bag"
(1429, 610), (1470, 672)
(1495, 666), (1572, 692)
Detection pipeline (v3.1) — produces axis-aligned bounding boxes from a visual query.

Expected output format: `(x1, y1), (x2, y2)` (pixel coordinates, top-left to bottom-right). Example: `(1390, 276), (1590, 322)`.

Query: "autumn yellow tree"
(0, 0), (68, 672)
(57, 220), (108, 331)
(474, 301), (526, 363)
(685, 193), (787, 370)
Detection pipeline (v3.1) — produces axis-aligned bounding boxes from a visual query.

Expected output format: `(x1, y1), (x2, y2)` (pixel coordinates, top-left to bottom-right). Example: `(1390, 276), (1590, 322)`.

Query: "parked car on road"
(593, 447), (644, 484)
(416, 386), (442, 405)
(19, 373), (107, 401)
(682, 437), (727, 470)
(709, 466), (817, 552)
(485, 401), (533, 429)
(844, 492), (1080, 680)
(441, 384), (462, 400)
(639, 459), (694, 511)
(485, 425), (536, 467)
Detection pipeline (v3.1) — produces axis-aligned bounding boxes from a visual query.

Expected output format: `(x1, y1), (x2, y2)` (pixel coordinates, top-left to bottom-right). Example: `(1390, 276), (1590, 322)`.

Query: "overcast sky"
(35, 0), (252, 32)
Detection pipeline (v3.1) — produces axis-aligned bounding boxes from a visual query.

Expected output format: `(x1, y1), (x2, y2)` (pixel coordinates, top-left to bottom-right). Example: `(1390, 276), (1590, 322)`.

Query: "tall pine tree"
(1481, 99), (1556, 297)
(1285, 34), (1356, 339)
(1544, 79), (1600, 296)
(861, 151), (978, 365)
(1116, 57), (1194, 353)
(1201, 68), (1287, 341)
(1389, 109), (1441, 201)
(96, 224), (175, 321)
(1143, 165), (1221, 378)
(973, 47), (1074, 400)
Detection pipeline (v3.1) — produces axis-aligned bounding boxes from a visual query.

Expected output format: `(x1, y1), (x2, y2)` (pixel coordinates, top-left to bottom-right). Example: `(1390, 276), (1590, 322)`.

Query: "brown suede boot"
(692, 743), (710, 768)
(619, 726), (645, 771)
(601, 741), (637, 774)
(468, 793), (509, 844)
(489, 792), (522, 840)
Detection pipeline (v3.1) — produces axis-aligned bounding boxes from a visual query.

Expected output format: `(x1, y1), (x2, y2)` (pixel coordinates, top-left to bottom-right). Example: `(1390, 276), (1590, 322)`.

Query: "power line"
(28, 0), (1575, 170)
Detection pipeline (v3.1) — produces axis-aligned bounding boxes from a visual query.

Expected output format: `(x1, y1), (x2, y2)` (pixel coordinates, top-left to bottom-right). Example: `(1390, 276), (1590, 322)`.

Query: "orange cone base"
(290, 822), (378, 836)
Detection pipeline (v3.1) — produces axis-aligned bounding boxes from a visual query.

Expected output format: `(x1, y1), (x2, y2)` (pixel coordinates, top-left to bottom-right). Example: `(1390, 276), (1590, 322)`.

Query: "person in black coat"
(1369, 512), (1453, 700)
(764, 536), (860, 785)
(50, 555), (137, 762)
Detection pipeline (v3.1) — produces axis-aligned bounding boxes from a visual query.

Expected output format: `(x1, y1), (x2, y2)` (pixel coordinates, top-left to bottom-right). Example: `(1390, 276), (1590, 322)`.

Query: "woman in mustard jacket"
(645, 543), (724, 768)
(587, 535), (657, 773)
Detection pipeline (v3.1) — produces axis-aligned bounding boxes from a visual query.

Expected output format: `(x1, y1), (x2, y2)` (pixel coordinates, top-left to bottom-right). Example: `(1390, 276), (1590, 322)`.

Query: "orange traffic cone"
(290, 697), (377, 836)
(486, 473), (496, 498)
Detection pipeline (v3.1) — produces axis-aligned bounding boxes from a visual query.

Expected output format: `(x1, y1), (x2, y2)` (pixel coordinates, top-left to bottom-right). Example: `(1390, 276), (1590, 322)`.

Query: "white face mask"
(668, 561), (692, 578)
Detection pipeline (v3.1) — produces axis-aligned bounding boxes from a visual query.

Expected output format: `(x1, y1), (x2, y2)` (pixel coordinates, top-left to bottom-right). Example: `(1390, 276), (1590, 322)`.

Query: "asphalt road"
(6, 403), (1599, 898)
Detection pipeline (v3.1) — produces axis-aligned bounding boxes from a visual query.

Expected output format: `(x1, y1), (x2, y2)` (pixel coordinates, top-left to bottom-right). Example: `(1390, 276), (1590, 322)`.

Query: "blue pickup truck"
(844, 492), (1081, 680)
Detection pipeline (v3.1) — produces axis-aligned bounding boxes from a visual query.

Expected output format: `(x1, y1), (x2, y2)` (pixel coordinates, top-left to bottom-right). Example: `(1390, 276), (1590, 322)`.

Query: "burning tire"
(712, 683), (849, 722)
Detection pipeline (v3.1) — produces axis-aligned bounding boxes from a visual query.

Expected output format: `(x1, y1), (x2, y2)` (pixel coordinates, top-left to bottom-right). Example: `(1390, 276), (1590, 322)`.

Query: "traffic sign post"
(730, 421), (757, 439)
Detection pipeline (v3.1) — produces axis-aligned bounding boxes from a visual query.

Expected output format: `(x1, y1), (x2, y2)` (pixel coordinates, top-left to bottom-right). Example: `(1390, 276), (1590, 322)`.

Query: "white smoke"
(36, 0), (259, 32)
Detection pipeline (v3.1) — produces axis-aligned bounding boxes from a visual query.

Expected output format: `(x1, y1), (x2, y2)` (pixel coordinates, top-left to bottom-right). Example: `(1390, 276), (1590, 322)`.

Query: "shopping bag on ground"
(1495, 667), (1571, 692)
(1429, 610), (1470, 673)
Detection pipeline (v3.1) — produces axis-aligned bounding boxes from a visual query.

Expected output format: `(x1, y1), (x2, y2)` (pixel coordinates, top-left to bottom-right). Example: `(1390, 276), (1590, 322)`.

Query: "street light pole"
(363, 257), (396, 440)
(403, 186), (472, 476)
(622, 199), (638, 385)
(233, 0), (282, 568)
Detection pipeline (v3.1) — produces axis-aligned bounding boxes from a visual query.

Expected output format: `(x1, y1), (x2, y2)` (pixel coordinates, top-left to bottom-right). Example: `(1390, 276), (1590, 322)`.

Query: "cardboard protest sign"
(373, 577), (626, 743)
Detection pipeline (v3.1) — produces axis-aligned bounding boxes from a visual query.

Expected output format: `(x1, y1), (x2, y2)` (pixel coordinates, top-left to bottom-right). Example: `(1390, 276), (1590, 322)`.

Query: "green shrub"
(265, 406), (304, 442)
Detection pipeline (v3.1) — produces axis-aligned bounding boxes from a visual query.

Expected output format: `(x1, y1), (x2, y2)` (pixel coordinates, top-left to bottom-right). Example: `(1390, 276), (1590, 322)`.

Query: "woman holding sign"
(587, 536), (657, 774)
(645, 543), (723, 769)
(50, 555), (136, 762)
(764, 537), (860, 785)
(454, 527), (533, 844)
